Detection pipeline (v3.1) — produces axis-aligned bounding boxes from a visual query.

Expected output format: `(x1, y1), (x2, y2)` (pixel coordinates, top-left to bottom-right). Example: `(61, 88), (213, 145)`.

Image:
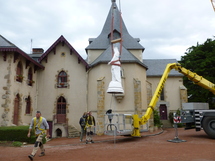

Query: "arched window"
(16, 62), (23, 82)
(160, 88), (165, 101)
(56, 96), (66, 123)
(27, 68), (34, 86)
(58, 71), (67, 88)
(25, 96), (31, 114)
(57, 96), (66, 114)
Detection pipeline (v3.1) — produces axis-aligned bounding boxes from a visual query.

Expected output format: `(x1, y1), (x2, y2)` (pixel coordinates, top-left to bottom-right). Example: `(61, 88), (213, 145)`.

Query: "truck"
(104, 63), (215, 139)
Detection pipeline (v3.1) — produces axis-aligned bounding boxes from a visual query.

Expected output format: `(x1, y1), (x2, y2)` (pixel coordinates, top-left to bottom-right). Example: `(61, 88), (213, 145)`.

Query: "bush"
(0, 126), (36, 144)
(153, 109), (163, 128)
(169, 112), (174, 124)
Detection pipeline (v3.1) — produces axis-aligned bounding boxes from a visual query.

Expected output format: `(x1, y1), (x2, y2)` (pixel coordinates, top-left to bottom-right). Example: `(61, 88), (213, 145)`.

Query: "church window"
(58, 71), (67, 88)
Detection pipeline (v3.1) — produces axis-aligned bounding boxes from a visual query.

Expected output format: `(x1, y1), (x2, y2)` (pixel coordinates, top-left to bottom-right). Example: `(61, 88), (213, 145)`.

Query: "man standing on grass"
(27, 111), (50, 160)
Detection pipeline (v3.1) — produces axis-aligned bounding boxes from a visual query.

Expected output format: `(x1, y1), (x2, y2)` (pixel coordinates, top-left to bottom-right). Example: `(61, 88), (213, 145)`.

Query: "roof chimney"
(32, 48), (44, 54)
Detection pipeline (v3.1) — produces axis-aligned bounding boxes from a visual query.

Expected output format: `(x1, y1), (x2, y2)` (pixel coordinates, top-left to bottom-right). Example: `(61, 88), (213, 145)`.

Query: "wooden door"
(159, 104), (167, 120)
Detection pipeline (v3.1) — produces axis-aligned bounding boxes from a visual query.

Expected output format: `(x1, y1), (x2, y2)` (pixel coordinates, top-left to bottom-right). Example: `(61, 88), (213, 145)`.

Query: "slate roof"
(0, 35), (44, 69)
(87, 1), (147, 69)
(0, 35), (16, 48)
(90, 45), (147, 69)
(143, 59), (183, 76)
(85, 1), (145, 51)
(29, 54), (43, 62)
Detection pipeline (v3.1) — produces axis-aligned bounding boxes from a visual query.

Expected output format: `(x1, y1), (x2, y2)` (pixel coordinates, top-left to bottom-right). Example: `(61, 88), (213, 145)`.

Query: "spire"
(101, 1), (127, 36)
(86, 1), (144, 51)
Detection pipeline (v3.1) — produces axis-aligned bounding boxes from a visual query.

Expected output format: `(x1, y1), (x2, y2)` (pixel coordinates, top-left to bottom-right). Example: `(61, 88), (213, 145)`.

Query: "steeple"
(86, 1), (144, 51)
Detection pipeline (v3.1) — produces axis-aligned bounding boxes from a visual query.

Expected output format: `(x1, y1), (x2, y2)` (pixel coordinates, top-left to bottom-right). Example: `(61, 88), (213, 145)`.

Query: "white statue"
(107, 43), (124, 94)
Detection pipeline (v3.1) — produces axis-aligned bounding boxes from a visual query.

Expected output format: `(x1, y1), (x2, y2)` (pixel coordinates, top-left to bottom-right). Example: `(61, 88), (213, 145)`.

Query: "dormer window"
(108, 30), (121, 43)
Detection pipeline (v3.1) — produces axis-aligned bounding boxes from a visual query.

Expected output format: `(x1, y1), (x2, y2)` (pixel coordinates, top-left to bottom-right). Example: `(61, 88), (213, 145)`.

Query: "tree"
(179, 38), (215, 109)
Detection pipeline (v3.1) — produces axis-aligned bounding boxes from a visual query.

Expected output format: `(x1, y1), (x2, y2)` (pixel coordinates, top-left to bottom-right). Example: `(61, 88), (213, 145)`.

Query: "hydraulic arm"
(131, 63), (215, 137)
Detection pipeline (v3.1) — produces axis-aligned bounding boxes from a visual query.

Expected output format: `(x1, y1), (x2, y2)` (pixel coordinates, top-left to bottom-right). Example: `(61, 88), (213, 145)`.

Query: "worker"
(27, 111), (50, 160)
(79, 112), (87, 142)
(85, 111), (96, 144)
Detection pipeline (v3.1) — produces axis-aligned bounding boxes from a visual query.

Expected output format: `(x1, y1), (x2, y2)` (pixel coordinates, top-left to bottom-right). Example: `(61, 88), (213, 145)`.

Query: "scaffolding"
(104, 113), (148, 136)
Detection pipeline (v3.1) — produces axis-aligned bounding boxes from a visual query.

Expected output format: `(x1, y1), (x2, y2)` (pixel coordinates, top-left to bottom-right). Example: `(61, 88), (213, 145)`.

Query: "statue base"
(107, 81), (124, 94)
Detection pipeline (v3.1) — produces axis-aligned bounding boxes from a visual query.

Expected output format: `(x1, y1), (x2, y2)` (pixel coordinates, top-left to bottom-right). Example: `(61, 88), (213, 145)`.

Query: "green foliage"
(12, 141), (23, 147)
(179, 37), (215, 109)
(169, 112), (174, 124)
(0, 141), (7, 144)
(177, 123), (185, 128)
(153, 109), (163, 128)
(0, 126), (35, 144)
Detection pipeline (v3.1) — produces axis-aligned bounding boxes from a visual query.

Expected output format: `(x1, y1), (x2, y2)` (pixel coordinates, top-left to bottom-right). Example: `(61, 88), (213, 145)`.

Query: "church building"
(0, 1), (187, 138)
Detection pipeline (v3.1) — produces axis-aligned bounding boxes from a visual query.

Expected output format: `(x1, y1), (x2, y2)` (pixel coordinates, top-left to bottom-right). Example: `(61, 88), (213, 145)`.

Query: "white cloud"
(1, 0), (215, 60)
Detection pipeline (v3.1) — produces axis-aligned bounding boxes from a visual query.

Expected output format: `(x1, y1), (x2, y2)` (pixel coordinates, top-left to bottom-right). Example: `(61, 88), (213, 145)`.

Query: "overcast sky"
(1, 0), (215, 60)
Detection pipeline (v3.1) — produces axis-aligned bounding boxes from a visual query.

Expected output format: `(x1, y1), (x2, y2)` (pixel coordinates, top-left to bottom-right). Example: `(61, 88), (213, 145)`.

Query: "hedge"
(0, 126), (46, 144)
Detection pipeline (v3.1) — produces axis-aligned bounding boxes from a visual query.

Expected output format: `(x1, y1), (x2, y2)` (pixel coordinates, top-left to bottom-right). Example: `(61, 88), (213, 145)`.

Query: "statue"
(107, 42), (124, 94)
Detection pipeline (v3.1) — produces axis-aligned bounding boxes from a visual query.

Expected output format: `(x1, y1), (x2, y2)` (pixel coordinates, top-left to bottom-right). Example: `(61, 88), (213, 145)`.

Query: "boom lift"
(105, 63), (215, 138)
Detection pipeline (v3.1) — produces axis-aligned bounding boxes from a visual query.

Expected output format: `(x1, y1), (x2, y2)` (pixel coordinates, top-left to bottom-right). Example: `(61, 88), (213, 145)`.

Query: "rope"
(111, 2), (114, 57)
(119, 2), (123, 57)
(110, 0), (123, 58)
(109, 93), (113, 109)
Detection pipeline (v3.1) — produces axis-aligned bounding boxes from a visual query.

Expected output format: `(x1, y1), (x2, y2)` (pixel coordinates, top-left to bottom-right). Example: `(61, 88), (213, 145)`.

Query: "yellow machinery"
(105, 0), (215, 138)
(105, 63), (215, 138)
(131, 63), (215, 137)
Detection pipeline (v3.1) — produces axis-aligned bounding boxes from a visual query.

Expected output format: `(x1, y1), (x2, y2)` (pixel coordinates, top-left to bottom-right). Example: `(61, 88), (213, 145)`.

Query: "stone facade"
(0, 1), (187, 137)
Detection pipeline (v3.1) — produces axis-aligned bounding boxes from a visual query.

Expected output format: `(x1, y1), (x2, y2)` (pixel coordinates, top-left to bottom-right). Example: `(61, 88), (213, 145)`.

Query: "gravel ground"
(0, 128), (215, 161)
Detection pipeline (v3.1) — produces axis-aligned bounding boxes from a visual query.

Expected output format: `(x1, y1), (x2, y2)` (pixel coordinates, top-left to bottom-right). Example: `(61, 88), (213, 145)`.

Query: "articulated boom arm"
(131, 63), (215, 137)
(173, 63), (215, 95)
(140, 63), (176, 125)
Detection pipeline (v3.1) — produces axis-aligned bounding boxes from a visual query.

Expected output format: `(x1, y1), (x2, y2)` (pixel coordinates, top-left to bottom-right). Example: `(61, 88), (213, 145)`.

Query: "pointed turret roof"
(86, 1), (146, 69)
(85, 1), (145, 51)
